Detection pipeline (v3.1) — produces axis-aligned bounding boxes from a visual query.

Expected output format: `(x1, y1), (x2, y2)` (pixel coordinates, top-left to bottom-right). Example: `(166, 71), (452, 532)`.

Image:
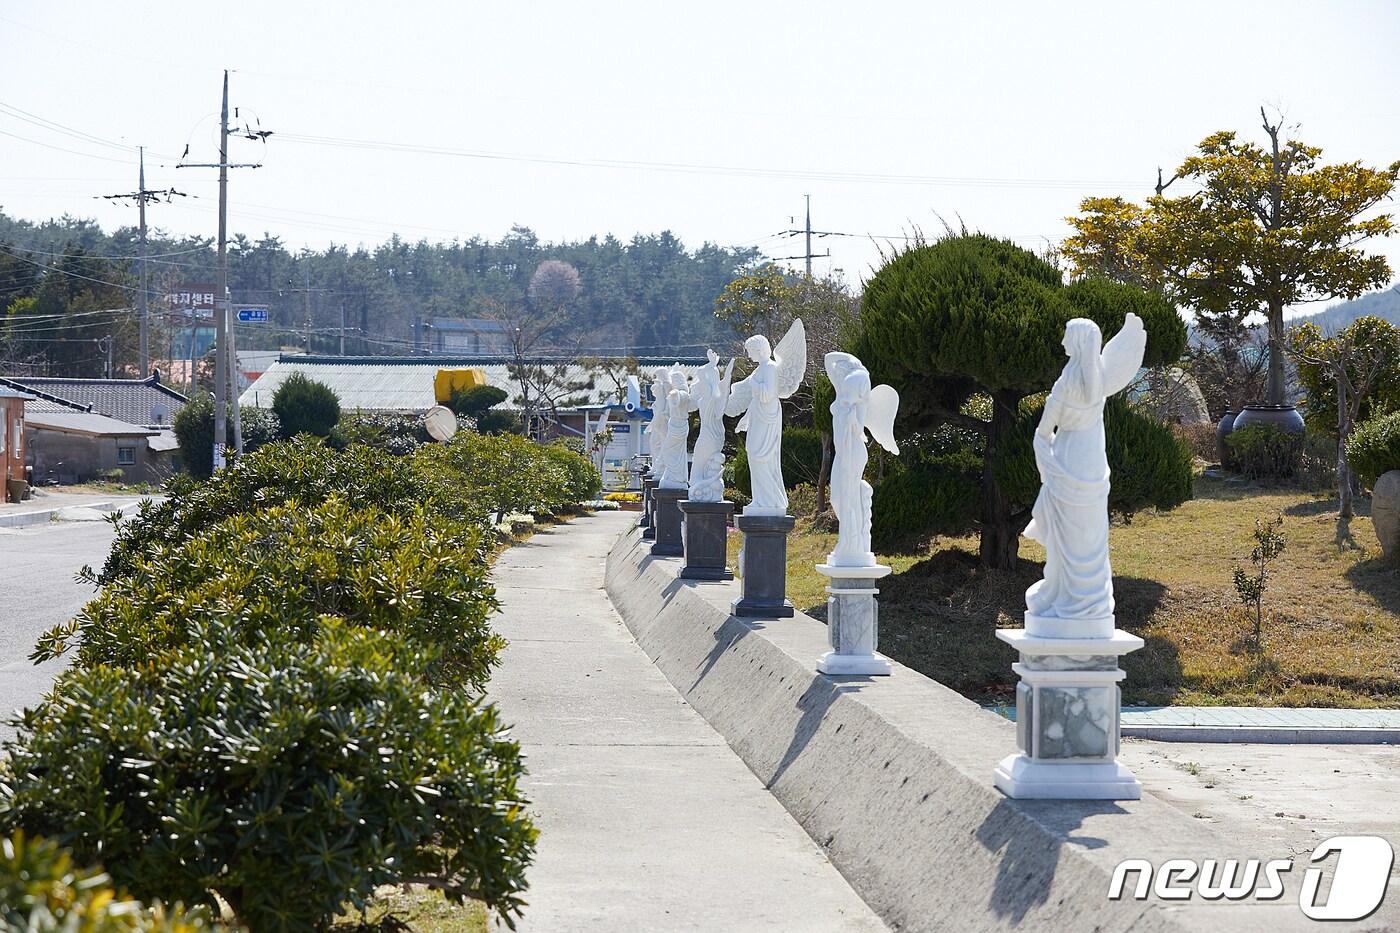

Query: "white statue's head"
(824, 351), (860, 385)
(744, 334), (771, 363)
(668, 367), (687, 389)
(1062, 318), (1102, 360)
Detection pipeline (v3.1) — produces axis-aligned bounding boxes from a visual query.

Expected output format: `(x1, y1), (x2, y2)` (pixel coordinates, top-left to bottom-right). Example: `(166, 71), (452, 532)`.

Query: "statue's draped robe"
(740, 362), (786, 513)
(647, 388), (670, 480)
(688, 375), (727, 501)
(1024, 379), (1115, 623)
(829, 378), (874, 566)
(661, 386), (693, 489)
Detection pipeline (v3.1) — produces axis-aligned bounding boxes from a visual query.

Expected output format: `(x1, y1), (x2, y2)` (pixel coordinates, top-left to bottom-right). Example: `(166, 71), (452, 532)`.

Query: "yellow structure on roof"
(434, 368), (488, 403)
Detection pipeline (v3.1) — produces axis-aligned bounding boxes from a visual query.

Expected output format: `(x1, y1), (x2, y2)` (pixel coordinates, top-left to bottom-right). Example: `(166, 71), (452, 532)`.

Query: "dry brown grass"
(732, 475), (1400, 707)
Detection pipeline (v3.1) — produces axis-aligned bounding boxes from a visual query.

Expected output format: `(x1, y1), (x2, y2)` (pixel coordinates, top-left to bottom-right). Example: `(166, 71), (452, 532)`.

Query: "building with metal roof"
(239, 353), (704, 439)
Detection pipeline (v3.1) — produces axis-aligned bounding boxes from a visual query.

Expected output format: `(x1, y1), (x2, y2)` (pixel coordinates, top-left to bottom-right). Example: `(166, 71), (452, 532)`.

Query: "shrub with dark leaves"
(39, 496), (502, 691)
(2, 623), (536, 932)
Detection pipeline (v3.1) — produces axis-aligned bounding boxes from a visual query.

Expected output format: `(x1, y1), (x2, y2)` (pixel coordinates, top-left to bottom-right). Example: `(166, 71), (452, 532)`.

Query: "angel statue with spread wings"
(688, 349), (736, 502)
(824, 352), (900, 568)
(644, 374), (670, 479)
(659, 366), (696, 490)
(725, 319), (806, 515)
(1024, 313), (1147, 632)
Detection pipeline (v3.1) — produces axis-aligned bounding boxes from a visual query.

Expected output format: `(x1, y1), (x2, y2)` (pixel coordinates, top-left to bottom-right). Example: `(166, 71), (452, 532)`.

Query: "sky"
(2, 0), (1399, 312)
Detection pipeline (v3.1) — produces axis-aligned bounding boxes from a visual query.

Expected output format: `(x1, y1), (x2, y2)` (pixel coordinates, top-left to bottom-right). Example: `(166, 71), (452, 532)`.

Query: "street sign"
(236, 306), (269, 323)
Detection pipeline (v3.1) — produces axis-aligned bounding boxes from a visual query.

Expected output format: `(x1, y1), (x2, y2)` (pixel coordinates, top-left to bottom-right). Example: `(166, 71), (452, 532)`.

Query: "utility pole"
(805, 193), (813, 278)
(776, 195), (830, 275)
(178, 70), (265, 471)
(102, 147), (184, 377)
(339, 304), (347, 356)
(213, 72), (230, 472)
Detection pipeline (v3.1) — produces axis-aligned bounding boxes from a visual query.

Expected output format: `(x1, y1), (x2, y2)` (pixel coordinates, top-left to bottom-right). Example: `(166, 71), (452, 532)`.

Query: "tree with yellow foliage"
(1066, 110), (1399, 411)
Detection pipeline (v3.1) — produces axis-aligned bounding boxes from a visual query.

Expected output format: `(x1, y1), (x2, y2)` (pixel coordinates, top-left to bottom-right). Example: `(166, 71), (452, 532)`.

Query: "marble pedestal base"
(993, 629), (1144, 800)
(731, 513), (795, 617)
(815, 564), (892, 676)
(679, 499), (734, 580)
(650, 486), (686, 557)
(639, 475), (656, 530)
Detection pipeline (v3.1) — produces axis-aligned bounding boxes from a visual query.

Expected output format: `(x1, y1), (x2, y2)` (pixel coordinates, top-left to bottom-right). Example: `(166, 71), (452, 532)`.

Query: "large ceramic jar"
(1232, 405), (1306, 435)
(1373, 470), (1400, 560)
(1215, 409), (1238, 465)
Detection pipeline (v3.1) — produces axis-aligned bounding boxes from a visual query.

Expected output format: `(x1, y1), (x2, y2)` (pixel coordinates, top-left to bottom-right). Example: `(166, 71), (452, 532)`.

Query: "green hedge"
(38, 497), (501, 691)
(416, 432), (600, 522)
(729, 426), (825, 495)
(1347, 411), (1400, 489)
(2, 623), (536, 931)
(99, 437), (439, 586)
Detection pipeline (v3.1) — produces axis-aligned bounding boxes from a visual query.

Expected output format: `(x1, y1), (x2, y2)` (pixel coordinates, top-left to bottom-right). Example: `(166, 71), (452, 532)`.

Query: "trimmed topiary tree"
(272, 372), (341, 439)
(853, 235), (1188, 567)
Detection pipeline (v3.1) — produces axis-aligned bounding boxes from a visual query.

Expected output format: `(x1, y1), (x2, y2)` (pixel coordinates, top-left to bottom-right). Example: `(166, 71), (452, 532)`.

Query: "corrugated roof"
(0, 375), (187, 428)
(239, 356), (704, 414)
(25, 410), (157, 437)
(0, 385), (35, 400)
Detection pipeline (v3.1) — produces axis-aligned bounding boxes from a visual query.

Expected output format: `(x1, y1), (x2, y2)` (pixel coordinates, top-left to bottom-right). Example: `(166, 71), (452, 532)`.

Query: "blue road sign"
(236, 307), (269, 323)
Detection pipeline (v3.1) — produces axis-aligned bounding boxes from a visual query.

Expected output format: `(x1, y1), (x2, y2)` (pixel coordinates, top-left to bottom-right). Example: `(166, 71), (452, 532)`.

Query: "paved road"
(488, 511), (885, 932)
(0, 520), (115, 742)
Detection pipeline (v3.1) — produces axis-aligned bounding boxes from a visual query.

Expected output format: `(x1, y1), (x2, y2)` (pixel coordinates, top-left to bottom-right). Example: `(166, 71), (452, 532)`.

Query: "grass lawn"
(732, 475), (1400, 708)
(331, 887), (488, 932)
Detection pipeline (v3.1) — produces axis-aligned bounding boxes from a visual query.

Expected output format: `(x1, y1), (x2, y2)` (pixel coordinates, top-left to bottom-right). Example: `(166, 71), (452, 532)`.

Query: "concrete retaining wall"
(605, 526), (1325, 933)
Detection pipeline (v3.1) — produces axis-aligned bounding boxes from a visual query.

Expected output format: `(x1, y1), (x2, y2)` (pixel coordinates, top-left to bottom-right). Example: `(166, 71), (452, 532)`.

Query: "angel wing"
(773, 317), (807, 399)
(1100, 312), (1147, 396)
(866, 383), (900, 455)
(725, 373), (753, 420)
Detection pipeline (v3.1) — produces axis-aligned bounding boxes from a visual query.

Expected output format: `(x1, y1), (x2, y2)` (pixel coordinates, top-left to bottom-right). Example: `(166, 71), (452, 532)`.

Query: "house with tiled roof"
(0, 374), (186, 486)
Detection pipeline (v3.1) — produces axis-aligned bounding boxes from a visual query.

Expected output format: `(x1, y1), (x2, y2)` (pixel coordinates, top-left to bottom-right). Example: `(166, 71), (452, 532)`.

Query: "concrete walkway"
(0, 490), (157, 528)
(488, 511), (885, 932)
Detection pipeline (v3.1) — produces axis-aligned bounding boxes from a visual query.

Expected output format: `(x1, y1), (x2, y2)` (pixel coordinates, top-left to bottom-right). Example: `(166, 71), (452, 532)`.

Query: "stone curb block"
(605, 526), (1334, 933)
(1122, 725), (1400, 744)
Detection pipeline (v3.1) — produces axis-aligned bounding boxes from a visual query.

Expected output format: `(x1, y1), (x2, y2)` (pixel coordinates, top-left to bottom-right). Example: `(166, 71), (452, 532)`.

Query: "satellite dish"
(423, 405), (458, 442)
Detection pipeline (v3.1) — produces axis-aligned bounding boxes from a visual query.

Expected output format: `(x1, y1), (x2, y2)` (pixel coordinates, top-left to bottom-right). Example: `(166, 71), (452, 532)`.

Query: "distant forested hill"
(0, 210), (761, 360)
(1291, 286), (1400, 333)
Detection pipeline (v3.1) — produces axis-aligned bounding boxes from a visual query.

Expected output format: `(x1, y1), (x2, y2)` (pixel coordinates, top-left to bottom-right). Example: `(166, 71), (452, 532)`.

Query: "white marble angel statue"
(659, 366), (696, 489)
(1024, 313), (1147, 634)
(644, 374), (670, 479)
(725, 319), (806, 515)
(688, 349), (736, 502)
(824, 352), (900, 567)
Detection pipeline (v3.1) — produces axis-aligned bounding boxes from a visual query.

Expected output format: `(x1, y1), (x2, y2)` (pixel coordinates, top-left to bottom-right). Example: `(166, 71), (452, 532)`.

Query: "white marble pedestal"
(815, 564), (893, 676)
(993, 629), (1143, 799)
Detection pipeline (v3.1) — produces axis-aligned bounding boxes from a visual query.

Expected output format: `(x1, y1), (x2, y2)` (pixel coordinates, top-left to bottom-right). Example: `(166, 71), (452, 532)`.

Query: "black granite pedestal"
(731, 512), (795, 617)
(641, 475), (658, 539)
(650, 486), (686, 557)
(639, 475), (656, 530)
(678, 499), (734, 580)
